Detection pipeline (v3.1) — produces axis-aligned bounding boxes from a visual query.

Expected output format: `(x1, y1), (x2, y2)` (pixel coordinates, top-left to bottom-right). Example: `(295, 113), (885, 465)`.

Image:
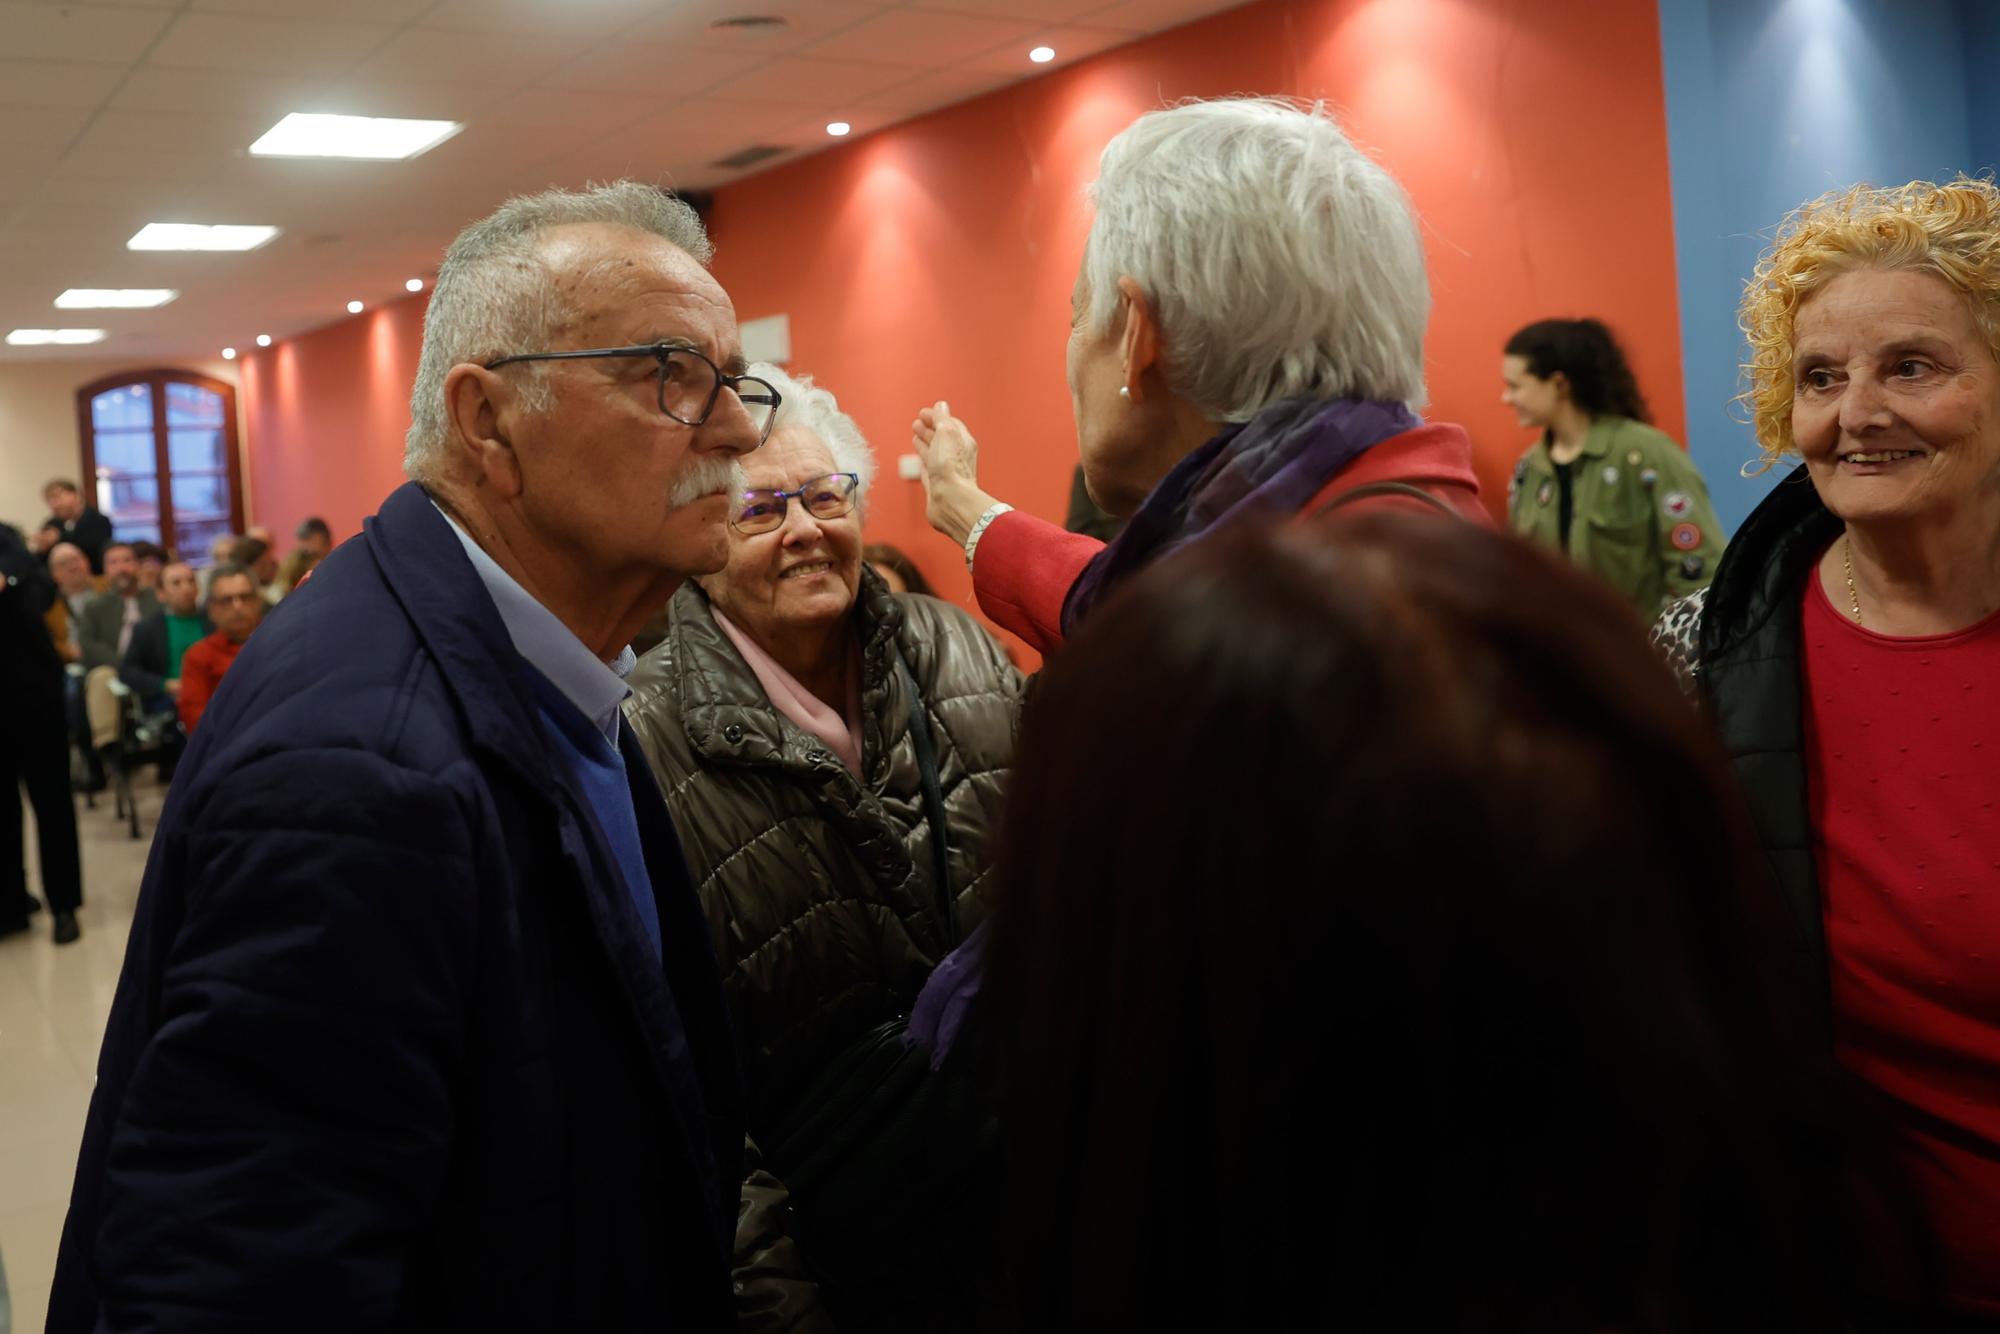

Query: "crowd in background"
(4, 94), (1996, 1334)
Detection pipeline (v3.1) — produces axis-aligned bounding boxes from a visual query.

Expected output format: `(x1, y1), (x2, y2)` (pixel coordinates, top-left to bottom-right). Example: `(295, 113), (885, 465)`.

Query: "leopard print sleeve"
(1650, 587), (1708, 698)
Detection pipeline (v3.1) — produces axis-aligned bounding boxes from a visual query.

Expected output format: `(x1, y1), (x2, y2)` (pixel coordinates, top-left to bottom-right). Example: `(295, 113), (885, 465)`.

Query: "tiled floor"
(1, 776), (160, 1334)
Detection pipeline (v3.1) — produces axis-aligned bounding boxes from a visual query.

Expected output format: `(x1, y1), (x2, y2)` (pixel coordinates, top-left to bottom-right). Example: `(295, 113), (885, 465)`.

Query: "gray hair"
(750, 362), (878, 505)
(1082, 97), (1430, 421)
(403, 180), (714, 485)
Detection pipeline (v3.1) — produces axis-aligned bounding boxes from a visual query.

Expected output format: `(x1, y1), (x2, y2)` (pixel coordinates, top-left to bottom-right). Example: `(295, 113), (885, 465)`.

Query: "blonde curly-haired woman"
(1654, 177), (2000, 1322)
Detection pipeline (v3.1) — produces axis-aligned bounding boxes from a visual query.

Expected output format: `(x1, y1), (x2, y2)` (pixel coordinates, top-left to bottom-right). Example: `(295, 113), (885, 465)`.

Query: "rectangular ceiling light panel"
(55, 289), (179, 308)
(7, 329), (108, 345)
(249, 112), (462, 160)
(127, 224), (280, 252)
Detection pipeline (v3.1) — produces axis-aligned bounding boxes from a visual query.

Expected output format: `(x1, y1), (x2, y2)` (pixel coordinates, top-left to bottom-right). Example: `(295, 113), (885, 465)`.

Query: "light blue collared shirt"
(432, 501), (637, 743)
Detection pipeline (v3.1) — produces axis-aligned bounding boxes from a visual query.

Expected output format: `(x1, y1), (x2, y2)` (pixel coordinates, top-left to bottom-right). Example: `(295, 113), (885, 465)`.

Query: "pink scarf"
(711, 607), (864, 777)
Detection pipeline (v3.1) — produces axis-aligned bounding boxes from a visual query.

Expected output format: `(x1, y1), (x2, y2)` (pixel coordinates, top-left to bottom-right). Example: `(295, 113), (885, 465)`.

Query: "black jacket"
(40, 507), (113, 572)
(1669, 465), (1841, 1010)
(119, 606), (211, 698)
(0, 523), (62, 706)
(51, 482), (744, 1333)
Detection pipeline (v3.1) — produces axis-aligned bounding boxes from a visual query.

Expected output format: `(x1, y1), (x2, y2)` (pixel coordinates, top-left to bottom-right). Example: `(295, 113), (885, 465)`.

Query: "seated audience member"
(910, 97), (1486, 656)
(1654, 176), (2000, 1321)
(121, 559), (208, 712)
(274, 515), (333, 594)
(230, 534), (282, 604)
(29, 478), (112, 572)
(76, 541), (159, 780)
(129, 541), (166, 591)
(1502, 318), (1723, 618)
(626, 365), (1024, 1330)
(985, 515), (1856, 1330)
(861, 540), (936, 596)
(176, 563), (262, 733)
(1, 522), (84, 945)
(45, 541), (96, 664)
(195, 532), (238, 602)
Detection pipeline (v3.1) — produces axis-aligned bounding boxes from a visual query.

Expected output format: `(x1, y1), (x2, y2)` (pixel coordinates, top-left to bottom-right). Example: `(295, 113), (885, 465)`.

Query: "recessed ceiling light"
(827, 121), (851, 137)
(347, 300), (364, 314)
(128, 223), (279, 252)
(222, 347), (238, 360)
(54, 288), (178, 309)
(255, 334), (273, 347)
(249, 112), (462, 161)
(1029, 45), (1055, 63)
(405, 277), (425, 292)
(7, 328), (107, 345)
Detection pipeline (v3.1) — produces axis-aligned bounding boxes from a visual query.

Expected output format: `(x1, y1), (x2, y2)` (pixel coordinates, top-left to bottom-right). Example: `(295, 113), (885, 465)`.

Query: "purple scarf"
(1060, 396), (1420, 635)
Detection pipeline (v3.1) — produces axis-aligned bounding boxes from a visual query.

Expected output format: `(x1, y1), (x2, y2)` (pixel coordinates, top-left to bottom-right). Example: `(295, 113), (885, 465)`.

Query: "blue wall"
(1658, 0), (1997, 531)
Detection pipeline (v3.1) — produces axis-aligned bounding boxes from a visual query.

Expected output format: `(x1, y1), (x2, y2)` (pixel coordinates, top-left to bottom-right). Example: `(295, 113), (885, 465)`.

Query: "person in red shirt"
(178, 563), (263, 734)
(1655, 176), (2000, 1320)
(905, 98), (1486, 658)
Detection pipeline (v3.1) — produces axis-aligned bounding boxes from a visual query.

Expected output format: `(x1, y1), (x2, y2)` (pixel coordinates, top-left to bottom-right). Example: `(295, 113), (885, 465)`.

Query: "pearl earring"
(1118, 386), (1131, 401)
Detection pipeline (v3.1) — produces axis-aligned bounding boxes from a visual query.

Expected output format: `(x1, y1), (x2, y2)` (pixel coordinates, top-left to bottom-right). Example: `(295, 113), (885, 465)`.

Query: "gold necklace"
(1843, 535), (1863, 625)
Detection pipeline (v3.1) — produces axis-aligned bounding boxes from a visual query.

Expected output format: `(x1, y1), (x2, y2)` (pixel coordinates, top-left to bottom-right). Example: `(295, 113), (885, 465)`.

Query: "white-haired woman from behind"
(912, 97), (1490, 655)
(623, 364), (1025, 1333)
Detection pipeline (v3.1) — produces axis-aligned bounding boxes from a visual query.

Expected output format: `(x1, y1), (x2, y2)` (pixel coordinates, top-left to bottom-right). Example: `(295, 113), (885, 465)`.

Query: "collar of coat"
(1697, 463), (1840, 667)
(666, 563), (910, 782)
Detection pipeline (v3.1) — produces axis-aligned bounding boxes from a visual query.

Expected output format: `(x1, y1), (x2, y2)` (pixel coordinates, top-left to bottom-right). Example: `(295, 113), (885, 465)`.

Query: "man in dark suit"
(29, 478), (114, 573)
(74, 541), (159, 796)
(52, 180), (766, 1331)
(0, 523), (84, 943)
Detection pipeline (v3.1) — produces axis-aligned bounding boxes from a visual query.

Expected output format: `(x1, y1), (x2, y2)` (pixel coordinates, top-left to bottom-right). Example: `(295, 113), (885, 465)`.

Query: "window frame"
(75, 367), (244, 560)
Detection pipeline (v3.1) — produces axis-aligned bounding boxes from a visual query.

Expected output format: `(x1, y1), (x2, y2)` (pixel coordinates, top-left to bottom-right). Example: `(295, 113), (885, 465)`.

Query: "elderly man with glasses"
(52, 182), (770, 1333)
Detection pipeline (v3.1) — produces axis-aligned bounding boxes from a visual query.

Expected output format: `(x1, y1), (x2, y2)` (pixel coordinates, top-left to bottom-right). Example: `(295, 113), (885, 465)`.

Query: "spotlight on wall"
(347, 299), (364, 314)
(222, 347), (238, 360)
(405, 277), (425, 292)
(1029, 45), (1055, 63)
(255, 333), (272, 347)
(826, 121), (851, 137)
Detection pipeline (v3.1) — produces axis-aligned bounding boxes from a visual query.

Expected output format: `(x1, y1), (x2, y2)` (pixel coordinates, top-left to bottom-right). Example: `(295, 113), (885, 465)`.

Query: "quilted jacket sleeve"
(734, 1134), (840, 1332)
(87, 747), (478, 1332)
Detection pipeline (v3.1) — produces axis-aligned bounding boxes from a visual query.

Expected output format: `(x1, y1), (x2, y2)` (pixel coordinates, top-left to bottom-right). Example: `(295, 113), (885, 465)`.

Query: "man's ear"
(443, 364), (524, 499)
(1115, 275), (1160, 404)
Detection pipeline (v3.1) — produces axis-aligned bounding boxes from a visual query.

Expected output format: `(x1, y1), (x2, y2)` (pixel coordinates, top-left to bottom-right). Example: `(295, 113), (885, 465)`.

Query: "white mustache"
(667, 456), (747, 508)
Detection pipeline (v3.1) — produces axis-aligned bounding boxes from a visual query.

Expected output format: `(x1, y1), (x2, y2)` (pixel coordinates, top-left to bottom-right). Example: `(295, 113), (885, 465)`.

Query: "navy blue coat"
(50, 483), (745, 1333)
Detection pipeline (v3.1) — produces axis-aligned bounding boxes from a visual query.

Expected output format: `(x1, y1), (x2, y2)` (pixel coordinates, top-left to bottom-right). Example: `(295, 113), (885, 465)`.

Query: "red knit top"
(1799, 567), (2000, 1314)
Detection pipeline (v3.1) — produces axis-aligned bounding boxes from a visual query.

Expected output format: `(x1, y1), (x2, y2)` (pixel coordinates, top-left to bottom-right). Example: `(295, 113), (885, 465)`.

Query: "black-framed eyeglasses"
(731, 472), (860, 535)
(484, 343), (782, 443)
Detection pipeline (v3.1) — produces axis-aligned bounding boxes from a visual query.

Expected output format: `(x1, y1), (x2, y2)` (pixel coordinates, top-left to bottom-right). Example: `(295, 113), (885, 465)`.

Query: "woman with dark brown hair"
(982, 513), (1858, 1331)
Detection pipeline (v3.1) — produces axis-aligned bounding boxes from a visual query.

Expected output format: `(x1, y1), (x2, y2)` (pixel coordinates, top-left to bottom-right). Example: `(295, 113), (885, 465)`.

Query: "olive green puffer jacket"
(623, 568), (1024, 1328)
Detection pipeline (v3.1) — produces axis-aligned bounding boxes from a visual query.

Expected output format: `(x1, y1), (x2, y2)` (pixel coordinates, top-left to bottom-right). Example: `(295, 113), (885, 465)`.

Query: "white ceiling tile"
(1080, 0), (1252, 34)
(804, 9), (1043, 65)
(346, 26), (599, 87)
(71, 109), (274, 156)
(480, 84), (677, 130)
(300, 80), (515, 122)
(189, 0), (438, 22)
(617, 2), (889, 55)
(0, 105), (96, 148)
(706, 56), (922, 109)
(960, 23), (1134, 72)
(919, 0), (1124, 22)
(0, 3), (176, 63)
(146, 13), (400, 77)
(111, 67), (333, 118)
(854, 63), (1017, 115)
(418, 0), (667, 40)
(0, 60), (127, 109)
(537, 41), (769, 94)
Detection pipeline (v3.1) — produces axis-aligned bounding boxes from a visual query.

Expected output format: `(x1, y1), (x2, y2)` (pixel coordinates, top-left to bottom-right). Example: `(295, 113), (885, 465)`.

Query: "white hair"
(750, 362), (878, 505)
(1082, 97), (1430, 420)
(403, 180), (714, 485)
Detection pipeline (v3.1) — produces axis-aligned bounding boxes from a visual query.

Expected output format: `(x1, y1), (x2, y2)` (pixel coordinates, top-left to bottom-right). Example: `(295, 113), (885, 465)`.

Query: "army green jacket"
(1507, 415), (1725, 619)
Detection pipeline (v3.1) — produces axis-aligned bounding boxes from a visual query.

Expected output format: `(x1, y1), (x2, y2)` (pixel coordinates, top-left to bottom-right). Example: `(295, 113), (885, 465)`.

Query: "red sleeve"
(969, 510), (1104, 656)
(179, 641), (218, 733)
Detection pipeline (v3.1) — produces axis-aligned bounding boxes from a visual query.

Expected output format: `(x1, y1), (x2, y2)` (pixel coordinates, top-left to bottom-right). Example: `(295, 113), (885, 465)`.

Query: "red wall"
(245, 0), (1684, 634)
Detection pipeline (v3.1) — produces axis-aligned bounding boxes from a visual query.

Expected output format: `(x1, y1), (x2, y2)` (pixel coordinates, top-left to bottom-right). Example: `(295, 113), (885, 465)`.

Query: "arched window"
(76, 369), (244, 565)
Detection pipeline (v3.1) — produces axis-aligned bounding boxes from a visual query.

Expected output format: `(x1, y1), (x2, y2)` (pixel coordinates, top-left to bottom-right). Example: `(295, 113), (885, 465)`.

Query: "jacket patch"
(1680, 554), (1707, 579)
(1662, 490), (1693, 519)
(1601, 465), (1620, 486)
(1670, 521), (1703, 551)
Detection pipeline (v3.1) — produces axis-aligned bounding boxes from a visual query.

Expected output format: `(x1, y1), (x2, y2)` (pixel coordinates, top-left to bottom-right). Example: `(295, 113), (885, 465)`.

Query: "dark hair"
(297, 516), (331, 541)
(987, 516), (1854, 1330)
(230, 536), (270, 568)
(1505, 317), (1651, 423)
(102, 541), (135, 560)
(43, 478), (79, 498)
(861, 542), (935, 598)
(205, 562), (256, 597)
(130, 540), (165, 564)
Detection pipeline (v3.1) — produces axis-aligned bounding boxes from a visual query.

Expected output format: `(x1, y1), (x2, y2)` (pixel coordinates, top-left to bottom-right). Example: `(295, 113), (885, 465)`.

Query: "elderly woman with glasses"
(910, 97), (1488, 655)
(1654, 177), (2000, 1320)
(624, 364), (1025, 1332)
